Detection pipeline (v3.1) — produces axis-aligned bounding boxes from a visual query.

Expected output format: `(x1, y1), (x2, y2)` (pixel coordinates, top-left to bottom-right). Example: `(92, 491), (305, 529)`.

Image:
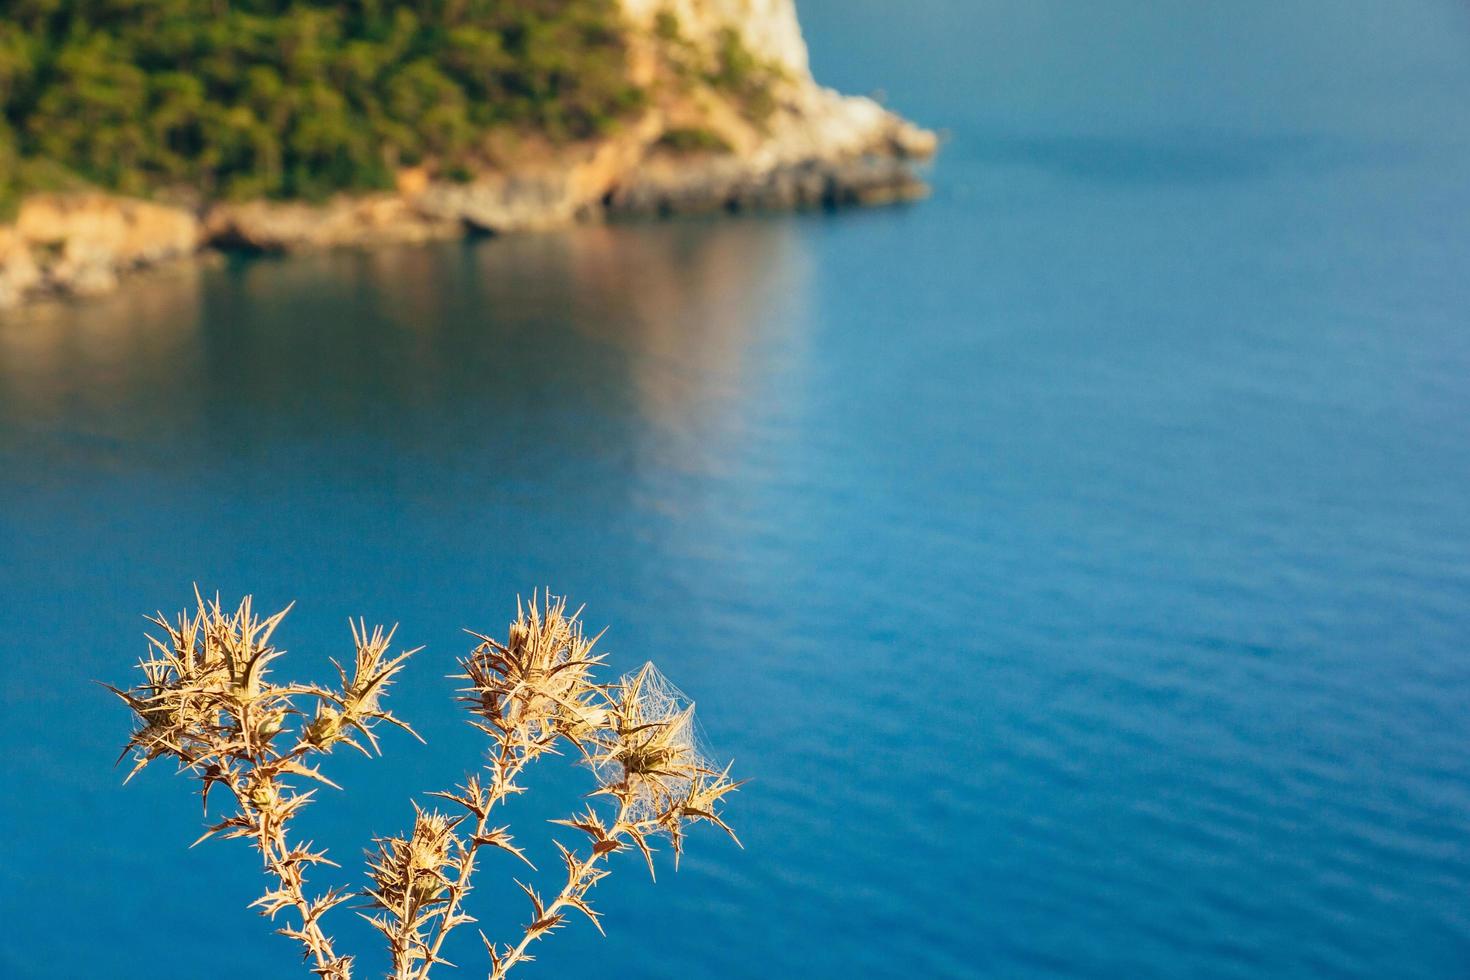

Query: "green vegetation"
(0, 0), (647, 206)
(652, 17), (782, 128)
(655, 125), (731, 155)
(706, 26), (780, 125)
(652, 9), (681, 42)
(0, 3), (789, 214)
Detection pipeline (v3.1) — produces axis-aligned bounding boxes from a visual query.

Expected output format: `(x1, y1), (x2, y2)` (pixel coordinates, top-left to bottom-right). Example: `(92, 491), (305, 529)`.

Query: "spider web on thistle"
(596, 662), (720, 822)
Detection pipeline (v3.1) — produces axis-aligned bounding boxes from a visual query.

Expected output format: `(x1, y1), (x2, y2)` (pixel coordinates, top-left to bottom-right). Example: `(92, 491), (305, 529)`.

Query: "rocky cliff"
(0, 0), (934, 310)
(622, 0), (812, 77)
(0, 194), (201, 308)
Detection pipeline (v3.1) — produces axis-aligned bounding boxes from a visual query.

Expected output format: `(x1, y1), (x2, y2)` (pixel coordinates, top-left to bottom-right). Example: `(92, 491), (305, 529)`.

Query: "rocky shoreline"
(0, 0), (937, 311)
(0, 111), (932, 310)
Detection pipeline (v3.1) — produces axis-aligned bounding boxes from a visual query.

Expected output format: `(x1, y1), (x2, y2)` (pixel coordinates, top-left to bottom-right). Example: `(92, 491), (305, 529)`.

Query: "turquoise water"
(5, 2), (1470, 976)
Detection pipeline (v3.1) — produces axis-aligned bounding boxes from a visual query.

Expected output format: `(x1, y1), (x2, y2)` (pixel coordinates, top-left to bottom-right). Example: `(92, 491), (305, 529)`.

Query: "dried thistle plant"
(107, 592), (421, 980)
(425, 595), (743, 979)
(109, 590), (741, 980)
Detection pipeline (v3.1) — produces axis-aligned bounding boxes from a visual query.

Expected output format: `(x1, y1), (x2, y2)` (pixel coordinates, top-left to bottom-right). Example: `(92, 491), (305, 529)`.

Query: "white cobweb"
(596, 662), (718, 821)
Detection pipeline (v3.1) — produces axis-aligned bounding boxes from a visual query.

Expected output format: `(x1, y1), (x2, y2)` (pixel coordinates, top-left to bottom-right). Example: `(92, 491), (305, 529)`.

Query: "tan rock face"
(203, 196), (460, 253)
(418, 116), (662, 234)
(395, 166), (432, 199)
(0, 227), (42, 309)
(0, 193), (200, 308)
(17, 193), (199, 267)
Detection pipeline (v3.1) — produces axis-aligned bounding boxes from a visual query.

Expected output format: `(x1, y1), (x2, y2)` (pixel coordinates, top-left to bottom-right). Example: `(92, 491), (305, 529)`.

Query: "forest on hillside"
(0, 0), (768, 209)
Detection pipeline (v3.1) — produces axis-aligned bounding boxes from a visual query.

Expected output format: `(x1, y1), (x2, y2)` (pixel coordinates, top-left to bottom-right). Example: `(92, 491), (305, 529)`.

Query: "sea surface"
(4, 2), (1470, 977)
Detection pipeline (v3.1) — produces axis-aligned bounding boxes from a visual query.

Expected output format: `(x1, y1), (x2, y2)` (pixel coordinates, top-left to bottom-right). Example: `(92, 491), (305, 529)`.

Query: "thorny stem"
(490, 799), (641, 980)
(216, 762), (351, 980)
(266, 821), (347, 979)
(413, 740), (532, 980)
(388, 836), (416, 980)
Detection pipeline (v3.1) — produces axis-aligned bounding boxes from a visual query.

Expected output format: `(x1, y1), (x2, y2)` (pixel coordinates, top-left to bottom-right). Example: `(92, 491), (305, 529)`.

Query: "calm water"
(5, 2), (1470, 977)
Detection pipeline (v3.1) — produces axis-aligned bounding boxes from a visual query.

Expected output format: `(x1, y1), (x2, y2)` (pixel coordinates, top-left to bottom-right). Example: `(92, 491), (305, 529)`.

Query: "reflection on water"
(0, 261), (205, 431)
(0, 218), (809, 484)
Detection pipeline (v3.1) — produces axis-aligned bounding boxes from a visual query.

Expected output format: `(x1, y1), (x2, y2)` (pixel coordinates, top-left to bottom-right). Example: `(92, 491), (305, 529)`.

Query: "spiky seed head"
(458, 593), (607, 751)
(363, 807), (465, 933)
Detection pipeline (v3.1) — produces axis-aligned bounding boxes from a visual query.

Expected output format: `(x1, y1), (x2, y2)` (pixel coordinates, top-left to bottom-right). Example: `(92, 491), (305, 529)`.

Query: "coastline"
(0, 0), (938, 311)
(202, 91), (936, 253)
(0, 101), (934, 311)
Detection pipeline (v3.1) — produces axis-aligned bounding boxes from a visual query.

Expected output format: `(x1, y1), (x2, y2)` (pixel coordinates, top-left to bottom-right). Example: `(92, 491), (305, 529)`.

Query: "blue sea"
(4, 1), (1470, 976)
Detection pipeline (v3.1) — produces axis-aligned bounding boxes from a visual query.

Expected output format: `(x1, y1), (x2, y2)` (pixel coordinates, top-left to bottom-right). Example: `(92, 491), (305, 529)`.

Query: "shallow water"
(4, 1), (1470, 977)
